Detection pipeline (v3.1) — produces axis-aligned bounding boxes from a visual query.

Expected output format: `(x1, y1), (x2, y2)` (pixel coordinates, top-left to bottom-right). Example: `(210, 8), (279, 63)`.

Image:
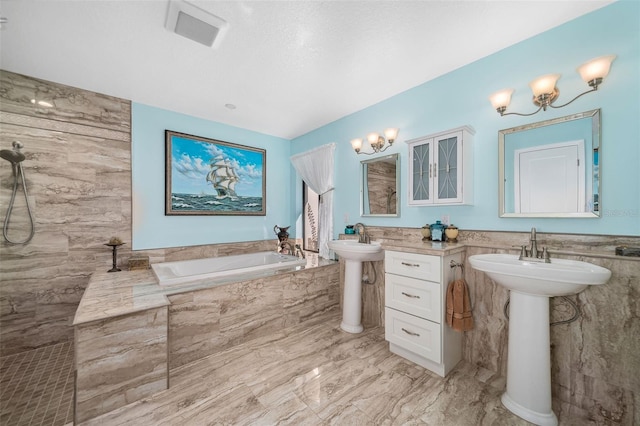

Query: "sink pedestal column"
(502, 291), (558, 426)
(340, 259), (364, 333)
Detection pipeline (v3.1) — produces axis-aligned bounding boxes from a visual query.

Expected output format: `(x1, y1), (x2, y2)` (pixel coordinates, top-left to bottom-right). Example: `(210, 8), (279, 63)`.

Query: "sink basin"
(468, 253), (611, 296)
(328, 239), (384, 262)
(469, 252), (611, 426)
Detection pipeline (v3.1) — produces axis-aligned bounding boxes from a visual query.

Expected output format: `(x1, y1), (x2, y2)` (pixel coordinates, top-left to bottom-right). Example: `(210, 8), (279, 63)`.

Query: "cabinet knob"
(401, 292), (420, 299)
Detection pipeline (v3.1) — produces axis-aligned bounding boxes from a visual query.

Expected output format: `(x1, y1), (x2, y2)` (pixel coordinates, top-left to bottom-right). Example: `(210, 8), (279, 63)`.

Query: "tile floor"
(83, 311), (534, 425)
(0, 341), (74, 426)
(1, 311), (594, 425)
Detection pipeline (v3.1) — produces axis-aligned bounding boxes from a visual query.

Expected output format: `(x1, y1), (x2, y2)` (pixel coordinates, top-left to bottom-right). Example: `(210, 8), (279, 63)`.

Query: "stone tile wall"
(74, 306), (169, 423)
(0, 70), (132, 356)
(169, 263), (340, 370)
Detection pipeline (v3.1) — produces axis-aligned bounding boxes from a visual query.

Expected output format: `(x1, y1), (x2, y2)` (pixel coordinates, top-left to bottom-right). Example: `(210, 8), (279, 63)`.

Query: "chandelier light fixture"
(489, 55), (616, 117)
(350, 128), (399, 155)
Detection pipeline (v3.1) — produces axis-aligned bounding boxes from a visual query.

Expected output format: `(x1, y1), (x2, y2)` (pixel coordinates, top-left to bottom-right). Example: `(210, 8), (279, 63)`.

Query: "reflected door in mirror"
(514, 141), (585, 213)
(499, 109), (600, 218)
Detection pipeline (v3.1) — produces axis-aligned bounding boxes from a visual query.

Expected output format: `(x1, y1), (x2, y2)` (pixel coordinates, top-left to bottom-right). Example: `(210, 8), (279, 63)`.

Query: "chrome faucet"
(353, 222), (370, 244)
(519, 227), (550, 263)
(279, 241), (306, 259)
(529, 227), (539, 258)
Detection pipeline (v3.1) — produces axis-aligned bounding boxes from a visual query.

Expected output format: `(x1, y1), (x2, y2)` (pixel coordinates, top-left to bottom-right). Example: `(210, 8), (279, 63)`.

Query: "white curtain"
(290, 143), (335, 259)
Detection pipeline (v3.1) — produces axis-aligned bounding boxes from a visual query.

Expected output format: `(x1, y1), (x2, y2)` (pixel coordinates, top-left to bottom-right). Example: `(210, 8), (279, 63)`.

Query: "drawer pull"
(401, 292), (420, 299)
(401, 262), (420, 268)
(402, 328), (420, 337)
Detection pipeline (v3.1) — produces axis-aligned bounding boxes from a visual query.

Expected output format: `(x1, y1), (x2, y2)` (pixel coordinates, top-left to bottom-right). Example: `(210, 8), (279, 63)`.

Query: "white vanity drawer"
(385, 250), (441, 282)
(385, 273), (441, 323)
(385, 307), (441, 364)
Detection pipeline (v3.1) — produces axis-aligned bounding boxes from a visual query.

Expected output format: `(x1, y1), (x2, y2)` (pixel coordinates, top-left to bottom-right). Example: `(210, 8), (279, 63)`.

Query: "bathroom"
(1, 1), (638, 425)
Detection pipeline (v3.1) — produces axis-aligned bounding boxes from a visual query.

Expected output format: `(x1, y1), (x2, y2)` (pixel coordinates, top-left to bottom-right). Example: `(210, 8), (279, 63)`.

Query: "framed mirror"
(360, 153), (400, 217)
(499, 109), (600, 218)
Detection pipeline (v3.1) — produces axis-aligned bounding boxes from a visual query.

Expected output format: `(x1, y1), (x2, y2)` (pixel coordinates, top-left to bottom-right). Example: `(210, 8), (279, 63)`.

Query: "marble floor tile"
(77, 312), (608, 426)
(80, 310), (597, 425)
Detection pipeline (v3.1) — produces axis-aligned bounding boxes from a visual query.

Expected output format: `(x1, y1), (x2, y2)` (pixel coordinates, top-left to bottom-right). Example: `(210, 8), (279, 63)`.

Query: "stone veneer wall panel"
(0, 70), (132, 356)
(285, 265), (340, 327)
(168, 263), (339, 370)
(74, 307), (169, 423)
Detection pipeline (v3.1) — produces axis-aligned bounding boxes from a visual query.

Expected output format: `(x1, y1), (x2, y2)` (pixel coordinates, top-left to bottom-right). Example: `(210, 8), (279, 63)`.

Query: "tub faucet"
(279, 241), (306, 259)
(518, 227), (550, 263)
(353, 222), (369, 244)
(279, 241), (295, 256)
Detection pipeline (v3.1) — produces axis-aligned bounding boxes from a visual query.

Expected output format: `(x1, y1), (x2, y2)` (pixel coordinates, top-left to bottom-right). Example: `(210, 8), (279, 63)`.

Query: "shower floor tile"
(0, 341), (74, 426)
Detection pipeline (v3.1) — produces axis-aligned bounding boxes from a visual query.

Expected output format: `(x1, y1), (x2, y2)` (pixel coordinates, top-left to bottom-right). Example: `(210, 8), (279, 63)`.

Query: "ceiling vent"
(165, 0), (228, 49)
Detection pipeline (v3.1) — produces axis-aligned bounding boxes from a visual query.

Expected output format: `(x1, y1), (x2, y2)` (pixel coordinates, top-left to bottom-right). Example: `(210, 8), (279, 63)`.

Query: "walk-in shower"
(1, 141), (35, 244)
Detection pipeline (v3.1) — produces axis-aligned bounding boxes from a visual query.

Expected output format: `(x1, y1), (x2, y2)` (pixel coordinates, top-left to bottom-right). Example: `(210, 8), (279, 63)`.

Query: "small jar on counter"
(445, 224), (459, 243)
(430, 220), (446, 242)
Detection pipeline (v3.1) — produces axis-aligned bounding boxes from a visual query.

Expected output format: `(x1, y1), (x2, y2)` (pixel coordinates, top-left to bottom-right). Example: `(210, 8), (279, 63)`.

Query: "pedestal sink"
(328, 240), (384, 333)
(469, 254), (611, 426)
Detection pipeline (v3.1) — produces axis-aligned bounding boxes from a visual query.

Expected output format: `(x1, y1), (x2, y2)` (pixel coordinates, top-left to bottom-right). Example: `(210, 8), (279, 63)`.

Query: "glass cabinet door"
(412, 141), (431, 202)
(407, 126), (472, 206)
(435, 133), (462, 203)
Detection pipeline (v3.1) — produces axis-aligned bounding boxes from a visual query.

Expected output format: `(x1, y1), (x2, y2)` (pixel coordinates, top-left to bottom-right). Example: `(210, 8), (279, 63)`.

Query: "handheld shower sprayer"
(1, 141), (35, 244)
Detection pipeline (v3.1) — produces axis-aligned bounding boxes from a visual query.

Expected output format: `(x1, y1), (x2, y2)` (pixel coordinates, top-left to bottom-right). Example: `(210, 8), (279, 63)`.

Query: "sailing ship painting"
(207, 155), (239, 199)
(165, 130), (266, 216)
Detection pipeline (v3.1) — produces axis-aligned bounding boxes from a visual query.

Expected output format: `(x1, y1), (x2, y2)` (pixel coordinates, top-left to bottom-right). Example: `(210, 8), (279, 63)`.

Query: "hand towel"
(446, 278), (473, 332)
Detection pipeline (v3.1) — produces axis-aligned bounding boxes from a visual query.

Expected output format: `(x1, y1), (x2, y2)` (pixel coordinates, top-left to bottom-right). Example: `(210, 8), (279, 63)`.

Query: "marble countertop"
(381, 240), (466, 256)
(73, 254), (337, 326)
(339, 234), (466, 256)
(73, 269), (167, 326)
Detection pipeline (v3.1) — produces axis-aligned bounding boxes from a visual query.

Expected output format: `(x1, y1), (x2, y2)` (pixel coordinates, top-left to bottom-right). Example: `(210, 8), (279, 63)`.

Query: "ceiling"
(0, 0), (612, 140)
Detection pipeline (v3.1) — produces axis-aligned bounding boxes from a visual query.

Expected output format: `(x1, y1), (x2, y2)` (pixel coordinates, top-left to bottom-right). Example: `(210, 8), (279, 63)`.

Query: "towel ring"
(449, 260), (464, 280)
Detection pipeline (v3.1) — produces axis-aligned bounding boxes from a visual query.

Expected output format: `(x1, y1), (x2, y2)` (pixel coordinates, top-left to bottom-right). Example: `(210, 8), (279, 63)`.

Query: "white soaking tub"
(151, 251), (307, 286)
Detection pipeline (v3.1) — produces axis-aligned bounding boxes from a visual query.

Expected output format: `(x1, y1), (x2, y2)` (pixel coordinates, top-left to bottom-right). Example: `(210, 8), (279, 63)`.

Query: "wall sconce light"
(489, 54), (616, 117)
(350, 128), (399, 155)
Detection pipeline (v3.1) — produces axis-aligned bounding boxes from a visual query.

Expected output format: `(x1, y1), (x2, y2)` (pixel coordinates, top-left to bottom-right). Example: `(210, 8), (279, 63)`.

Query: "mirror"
(361, 153), (400, 217)
(499, 109), (600, 218)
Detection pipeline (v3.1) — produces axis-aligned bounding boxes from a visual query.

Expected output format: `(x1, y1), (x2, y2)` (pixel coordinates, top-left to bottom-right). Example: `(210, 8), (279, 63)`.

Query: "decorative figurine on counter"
(274, 225), (290, 242)
(420, 225), (431, 241)
(445, 224), (459, 243)
(274, 225), (290, 253)
(105, 236), (125, 272)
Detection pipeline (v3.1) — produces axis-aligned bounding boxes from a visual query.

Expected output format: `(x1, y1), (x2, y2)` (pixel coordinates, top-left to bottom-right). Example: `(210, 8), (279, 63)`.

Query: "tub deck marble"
(74, 254), (336, 325)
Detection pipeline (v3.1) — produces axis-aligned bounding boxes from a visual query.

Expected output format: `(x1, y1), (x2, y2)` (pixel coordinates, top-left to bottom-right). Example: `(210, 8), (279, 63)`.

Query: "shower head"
(1, 141), (26, 164)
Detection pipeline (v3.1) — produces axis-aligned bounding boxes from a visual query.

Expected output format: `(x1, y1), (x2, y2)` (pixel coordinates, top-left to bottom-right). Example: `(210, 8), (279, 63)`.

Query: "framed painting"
(165, 130), (266, 216)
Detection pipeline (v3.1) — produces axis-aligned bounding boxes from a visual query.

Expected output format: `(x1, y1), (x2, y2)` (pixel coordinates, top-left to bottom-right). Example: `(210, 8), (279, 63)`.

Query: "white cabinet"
(406, 126), (474, 205)
(384, 250), (462, 377)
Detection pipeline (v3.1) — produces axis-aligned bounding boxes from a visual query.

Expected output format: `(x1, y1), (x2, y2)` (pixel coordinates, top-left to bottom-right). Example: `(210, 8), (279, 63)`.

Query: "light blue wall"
(291, 1), (640, 238)
(131, 104), (291, 249)
(132, 2), (639, 250)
